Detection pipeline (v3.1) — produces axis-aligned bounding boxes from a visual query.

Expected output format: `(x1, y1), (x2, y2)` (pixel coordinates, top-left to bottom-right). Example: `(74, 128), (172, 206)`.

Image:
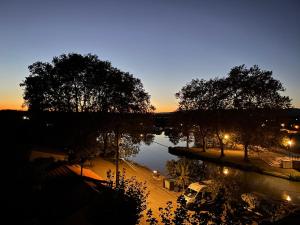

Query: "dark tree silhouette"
(101, 114), (153, 186)
(176, 78), (231, 156)
(176, 65), (291, 160)
(226, 65), (291, 110)
(227, 65), (291, 160)
(20, 53), (155, 186)
(20, 53), (155, 113)
(166, 111), (194, 148)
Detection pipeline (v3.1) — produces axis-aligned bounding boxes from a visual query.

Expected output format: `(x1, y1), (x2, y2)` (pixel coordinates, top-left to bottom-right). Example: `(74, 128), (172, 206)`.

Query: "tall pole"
(115, 131), (120, 187)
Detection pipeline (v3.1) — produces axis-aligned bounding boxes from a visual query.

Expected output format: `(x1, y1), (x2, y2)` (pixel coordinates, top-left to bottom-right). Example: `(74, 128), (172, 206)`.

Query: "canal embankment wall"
(168, 147), (300, 181)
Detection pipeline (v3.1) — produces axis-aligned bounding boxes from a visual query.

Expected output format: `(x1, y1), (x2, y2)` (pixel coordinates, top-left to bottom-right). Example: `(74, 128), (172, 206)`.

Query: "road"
(90, 157), (181, 224)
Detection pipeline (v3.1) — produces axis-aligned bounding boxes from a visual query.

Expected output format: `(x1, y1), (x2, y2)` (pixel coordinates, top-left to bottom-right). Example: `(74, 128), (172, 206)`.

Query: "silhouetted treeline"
(166, 108), (300, 159)
(20, 53), (154, 113)
(171, 65), (296, 160)
(1, 110), (155, 149)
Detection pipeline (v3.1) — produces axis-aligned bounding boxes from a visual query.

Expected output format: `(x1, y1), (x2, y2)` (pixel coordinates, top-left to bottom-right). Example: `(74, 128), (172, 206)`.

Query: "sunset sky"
(1, 0), (300, 112)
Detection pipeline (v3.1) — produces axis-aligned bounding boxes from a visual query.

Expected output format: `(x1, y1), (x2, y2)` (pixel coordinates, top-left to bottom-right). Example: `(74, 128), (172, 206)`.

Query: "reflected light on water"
(283, 193), (292, 202)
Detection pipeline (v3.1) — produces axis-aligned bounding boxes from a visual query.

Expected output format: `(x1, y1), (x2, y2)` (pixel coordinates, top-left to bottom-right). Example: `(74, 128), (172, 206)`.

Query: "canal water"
(129, 133), (300, 205)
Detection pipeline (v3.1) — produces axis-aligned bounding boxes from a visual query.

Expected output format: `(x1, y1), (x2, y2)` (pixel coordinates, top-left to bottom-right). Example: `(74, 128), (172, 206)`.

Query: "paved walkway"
(171, 147), (300, 180)
(251, 149), (300, 168)
(90, 158), (180, 224)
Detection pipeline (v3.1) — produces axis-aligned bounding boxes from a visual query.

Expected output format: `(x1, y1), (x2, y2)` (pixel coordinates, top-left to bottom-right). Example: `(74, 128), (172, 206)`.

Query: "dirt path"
(90, 157), (180, 224)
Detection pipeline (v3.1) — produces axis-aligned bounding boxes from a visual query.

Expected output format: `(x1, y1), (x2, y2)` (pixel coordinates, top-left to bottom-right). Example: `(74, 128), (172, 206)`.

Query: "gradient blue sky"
(0, 0), (299, 111)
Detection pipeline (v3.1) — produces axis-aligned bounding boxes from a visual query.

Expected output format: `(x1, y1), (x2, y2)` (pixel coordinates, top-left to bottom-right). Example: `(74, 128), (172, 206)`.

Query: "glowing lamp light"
(224, 134), (229, 140)
(153, 170), (159, 178)
(223, 167), (229, 175)
(140, 134), (144, 137)
(281, 123), (285, 127)
(22, 116), (30, 120)
(295, 125), (299, 129)
(286, 195), (292, 202)
(288, 140), (293, 147)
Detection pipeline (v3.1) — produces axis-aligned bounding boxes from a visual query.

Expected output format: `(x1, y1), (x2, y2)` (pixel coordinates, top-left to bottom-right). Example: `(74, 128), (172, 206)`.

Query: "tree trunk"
(244, 143), (249, 161)
(202, 137), (206, 152)
(217, 134), (225, 157)
(115, 132), (120, 187)
(220, 142), (225, 157)
(186, 132), (189, 149)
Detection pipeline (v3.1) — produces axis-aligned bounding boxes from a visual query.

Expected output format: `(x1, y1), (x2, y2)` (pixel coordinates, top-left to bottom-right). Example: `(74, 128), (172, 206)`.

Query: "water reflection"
(129, 133), (183, 174)
(130, 133), (300, 205)
(197, 162), (300, 205)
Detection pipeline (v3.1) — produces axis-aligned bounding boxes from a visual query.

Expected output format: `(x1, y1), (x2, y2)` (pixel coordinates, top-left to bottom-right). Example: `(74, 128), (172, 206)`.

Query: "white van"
(183, 180), (213, 207)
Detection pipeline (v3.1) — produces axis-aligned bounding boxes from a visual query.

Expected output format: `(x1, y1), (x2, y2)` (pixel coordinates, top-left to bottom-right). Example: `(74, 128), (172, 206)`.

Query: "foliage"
(166, 158), (205, 189)
(146, 181), (294, 225)
(226, 65), (291, 110)
(117, 170), (149, 220)
(167, 112), (194, 148)
(142, 133), (156, 146)
(68, 131), (99, 173)
(96, 132), (141, 158)
(176, 65), (292, 160)
(193, 117), (213, 152)
(165, 128), (181, 145)
(148, 162), (296, 225)
(103, 169), (149, 224)
(175, 78), (230, 111)
(20, 53), (154, 113)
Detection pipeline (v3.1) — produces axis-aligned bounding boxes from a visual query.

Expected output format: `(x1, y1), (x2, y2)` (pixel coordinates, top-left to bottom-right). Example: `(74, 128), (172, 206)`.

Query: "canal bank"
(168, 147), (300, 181)
(90, 156), (300, 224)
(127, 133), (300, 205)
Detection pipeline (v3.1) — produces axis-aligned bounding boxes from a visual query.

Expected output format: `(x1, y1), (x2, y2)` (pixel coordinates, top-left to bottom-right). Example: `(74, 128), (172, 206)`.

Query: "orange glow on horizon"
(151, 98), (178, 113)
(0, 101), (25, 110)
(155, 105), (177, 113)
(0, 100), (176, 112)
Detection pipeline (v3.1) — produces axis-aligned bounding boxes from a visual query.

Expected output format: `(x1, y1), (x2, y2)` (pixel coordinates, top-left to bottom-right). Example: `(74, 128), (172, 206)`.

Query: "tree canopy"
(176, 65), (291, 111)
(175, 65), (292, 160)
(20, 53), (155, 113)
(227, 65), (291, 110)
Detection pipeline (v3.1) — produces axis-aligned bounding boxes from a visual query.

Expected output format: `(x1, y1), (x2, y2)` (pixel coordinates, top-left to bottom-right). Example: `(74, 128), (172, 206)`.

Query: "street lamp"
(223, 167), (229, 175)
(223, 134), (229, 147)
(22, 115), (30, 120)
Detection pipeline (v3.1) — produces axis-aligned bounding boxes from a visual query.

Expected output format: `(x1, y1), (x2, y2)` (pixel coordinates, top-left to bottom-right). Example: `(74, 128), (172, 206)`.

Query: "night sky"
(1, 0), (299, 112)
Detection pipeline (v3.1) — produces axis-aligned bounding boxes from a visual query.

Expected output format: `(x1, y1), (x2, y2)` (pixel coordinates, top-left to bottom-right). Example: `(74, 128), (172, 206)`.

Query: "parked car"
(183, 180), (214, 209)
